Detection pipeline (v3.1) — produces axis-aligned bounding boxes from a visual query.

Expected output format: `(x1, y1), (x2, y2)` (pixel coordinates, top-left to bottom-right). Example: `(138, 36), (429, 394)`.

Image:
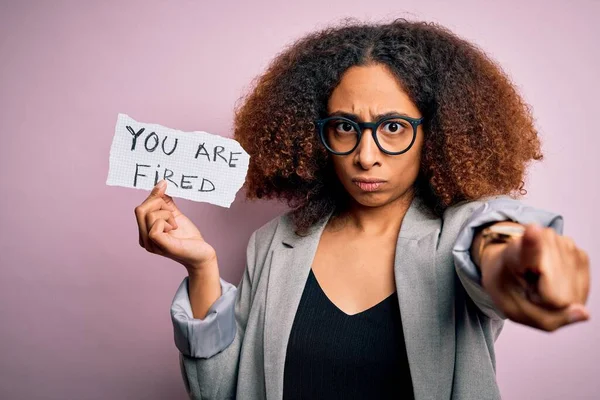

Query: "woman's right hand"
(134, 179), (217, 272)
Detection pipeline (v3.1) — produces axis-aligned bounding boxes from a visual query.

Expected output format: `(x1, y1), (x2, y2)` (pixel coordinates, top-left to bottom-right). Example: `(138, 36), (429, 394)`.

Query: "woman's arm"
(170, 229), (259, 399)
(449, 195), (590, 330)
(449, 195), (563, 320)
(171, 272), (238, 359)
(187, 259), (223, 320)
(470, 220), (590, 331)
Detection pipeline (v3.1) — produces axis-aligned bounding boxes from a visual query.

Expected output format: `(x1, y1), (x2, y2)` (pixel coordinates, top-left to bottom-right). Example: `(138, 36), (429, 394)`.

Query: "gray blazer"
(170, 195), (563, 400)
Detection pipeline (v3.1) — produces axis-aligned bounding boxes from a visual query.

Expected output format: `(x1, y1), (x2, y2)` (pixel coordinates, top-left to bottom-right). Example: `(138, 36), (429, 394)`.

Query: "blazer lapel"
(394, 196), (452, 400)
(262, 211), (332, 399)
(262, 195), (448, 400)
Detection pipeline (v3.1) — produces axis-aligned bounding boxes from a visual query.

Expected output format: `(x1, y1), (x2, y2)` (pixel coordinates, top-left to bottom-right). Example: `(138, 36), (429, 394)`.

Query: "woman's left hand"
(481, 223), (591, 331)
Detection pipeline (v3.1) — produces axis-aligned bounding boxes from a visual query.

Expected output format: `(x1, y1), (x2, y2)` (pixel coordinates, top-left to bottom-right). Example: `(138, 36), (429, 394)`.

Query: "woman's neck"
(333, 188), (415, 237)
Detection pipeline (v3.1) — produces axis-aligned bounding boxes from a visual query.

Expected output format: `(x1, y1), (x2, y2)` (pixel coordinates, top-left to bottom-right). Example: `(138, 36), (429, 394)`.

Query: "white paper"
(106, 113), (250, 208)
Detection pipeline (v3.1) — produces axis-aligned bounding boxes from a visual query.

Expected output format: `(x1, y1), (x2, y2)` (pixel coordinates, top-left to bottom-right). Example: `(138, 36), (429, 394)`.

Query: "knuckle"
(145, 212), (157, 225)
(148, 228), (158, 240)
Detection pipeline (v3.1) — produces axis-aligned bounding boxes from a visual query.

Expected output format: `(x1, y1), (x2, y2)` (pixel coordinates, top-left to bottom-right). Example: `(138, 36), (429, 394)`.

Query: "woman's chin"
(346, 187), (412, 209)
(348, 192), (390, 208)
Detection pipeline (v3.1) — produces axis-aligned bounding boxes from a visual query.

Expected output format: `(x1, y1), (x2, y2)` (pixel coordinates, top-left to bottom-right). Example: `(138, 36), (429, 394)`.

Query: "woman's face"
(326, 63), (424, 209)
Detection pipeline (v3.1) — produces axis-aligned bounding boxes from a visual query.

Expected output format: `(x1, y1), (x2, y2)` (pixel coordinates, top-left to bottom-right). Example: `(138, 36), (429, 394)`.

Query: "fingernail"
(158, 180), (166, 189)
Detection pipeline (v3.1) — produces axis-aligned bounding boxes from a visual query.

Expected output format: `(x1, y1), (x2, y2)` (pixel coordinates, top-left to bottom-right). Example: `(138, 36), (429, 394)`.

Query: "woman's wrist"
(185, 254), (219, 275)
(187, 262), (222, 319)
(477, 222), (525, 291)
(472, 221), (524, 267)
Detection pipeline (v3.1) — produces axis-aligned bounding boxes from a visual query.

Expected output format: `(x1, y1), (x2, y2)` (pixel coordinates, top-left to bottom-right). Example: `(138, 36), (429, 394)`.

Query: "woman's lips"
(352, 180), (385, 192)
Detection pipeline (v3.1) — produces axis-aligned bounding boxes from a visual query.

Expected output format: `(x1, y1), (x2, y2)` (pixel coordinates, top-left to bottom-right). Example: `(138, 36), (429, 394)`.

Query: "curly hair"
(233, 18), (542, 235)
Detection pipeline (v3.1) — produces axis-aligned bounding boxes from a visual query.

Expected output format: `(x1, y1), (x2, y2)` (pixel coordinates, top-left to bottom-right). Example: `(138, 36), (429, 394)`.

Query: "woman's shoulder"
(437, 194), (523, 240)
(442, 194), (514, 223)
(249, 208), (329, 252)
(240, 210), (300, 284)
(442, 194), (563, 235)
(246, 210), (294, 254)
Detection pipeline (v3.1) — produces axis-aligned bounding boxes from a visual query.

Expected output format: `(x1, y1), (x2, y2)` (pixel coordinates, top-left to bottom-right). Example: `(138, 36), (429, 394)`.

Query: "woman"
(134, 19), (590, 399)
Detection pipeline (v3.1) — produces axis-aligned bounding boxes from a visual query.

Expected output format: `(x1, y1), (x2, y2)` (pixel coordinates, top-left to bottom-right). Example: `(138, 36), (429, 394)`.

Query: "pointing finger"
(518, 224), (545, 274)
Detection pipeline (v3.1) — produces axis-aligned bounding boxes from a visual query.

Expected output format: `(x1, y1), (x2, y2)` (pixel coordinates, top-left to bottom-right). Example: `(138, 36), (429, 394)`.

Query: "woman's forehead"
(327, 65), (418, 118)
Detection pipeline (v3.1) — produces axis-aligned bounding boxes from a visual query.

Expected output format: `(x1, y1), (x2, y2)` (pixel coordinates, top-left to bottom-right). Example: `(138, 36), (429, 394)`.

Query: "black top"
(283, 269), (415, 400)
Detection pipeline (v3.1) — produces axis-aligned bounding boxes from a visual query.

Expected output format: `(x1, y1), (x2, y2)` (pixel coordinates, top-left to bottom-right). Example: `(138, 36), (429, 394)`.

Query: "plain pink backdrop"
(0, 1), (598, 399)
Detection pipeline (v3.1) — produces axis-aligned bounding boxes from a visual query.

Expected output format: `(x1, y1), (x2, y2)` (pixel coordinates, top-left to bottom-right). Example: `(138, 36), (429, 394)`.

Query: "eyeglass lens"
(321, 118), (415, 154)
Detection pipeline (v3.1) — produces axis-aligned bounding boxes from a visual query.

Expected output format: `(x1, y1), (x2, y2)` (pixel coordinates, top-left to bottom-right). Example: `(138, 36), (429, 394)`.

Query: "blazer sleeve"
(169, 230), (258, 399)
(447, 195), (564, 320)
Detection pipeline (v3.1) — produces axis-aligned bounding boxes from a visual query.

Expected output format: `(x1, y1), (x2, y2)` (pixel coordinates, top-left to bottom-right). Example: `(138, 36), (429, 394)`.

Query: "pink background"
(1, 1), (598, 399)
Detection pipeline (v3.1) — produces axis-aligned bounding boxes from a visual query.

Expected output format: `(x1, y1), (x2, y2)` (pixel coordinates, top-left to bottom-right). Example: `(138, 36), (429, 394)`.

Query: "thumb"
(151, 180), (181, 215)
(519, 224), (544, 274)
(150, 179), (167, 197)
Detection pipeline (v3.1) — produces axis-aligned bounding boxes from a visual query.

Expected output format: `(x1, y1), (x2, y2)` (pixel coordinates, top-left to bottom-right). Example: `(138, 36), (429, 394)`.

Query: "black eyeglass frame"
(315, 115), (424, 155)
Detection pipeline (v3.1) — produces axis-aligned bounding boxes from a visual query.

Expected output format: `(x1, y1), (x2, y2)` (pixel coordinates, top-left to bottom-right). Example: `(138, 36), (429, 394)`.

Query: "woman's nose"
(354, 128), (381, 168)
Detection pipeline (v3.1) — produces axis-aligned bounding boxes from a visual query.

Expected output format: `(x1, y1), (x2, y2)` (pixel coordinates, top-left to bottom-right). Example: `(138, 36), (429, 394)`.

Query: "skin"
(472, 222), (591, 330)
(312, 63), (424, 315)
(134, 63), (590, 328)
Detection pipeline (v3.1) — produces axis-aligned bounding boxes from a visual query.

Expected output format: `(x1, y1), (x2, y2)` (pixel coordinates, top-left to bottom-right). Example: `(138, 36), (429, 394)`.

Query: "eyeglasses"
(315, 115), (424, 155)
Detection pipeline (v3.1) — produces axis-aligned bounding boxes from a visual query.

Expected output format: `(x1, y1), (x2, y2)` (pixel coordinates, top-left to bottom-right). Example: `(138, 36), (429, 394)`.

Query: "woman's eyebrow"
(327, 111), (411, 121)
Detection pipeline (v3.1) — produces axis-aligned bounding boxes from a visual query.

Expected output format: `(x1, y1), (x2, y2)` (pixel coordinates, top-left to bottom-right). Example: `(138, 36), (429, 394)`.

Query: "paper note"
(106, 113), (250, 208)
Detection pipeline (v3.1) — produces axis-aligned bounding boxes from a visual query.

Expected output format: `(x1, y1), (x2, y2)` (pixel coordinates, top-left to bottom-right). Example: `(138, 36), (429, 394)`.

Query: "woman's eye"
(382, 121), (408, 134)
(386, 122), (399, 132)
(336, 122), (355, 133)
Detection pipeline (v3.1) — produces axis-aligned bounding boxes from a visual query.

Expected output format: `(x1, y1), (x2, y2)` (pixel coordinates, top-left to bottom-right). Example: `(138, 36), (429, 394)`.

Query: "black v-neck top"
(282, 269), (415, 399)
